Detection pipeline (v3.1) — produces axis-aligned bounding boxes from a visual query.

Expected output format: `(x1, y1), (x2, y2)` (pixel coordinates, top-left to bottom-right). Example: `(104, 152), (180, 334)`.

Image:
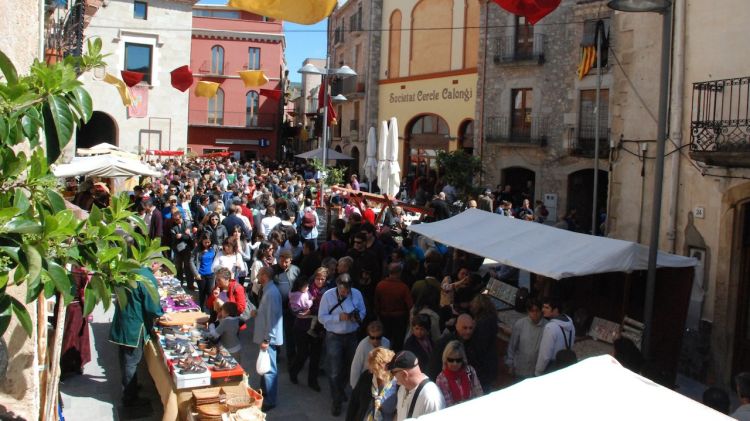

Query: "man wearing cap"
(318, 274), (367, 416)
(390, 350), (445, 421)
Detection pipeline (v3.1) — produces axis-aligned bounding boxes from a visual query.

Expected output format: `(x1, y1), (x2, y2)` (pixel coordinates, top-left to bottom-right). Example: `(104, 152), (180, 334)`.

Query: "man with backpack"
(389, 350), (445, 420)
(535, 297), (576, 376)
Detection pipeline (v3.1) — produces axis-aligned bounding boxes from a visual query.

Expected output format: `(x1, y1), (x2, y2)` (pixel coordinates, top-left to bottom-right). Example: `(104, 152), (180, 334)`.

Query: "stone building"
(378, 0), (480, 193)
(77, 0), (196, 154)
(607, 0), (750, 386)
(327, 0), (382, 179)
(476, 0), (612, 230)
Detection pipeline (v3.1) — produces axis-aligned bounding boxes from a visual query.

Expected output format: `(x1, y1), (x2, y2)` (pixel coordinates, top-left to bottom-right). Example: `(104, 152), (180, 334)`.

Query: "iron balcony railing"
(44, 0), (85, 64)
(485, 114), (549, 145)
(570, 132), (611, 159)
(690, 76), (750, 153)
(493, 34), (546, 65)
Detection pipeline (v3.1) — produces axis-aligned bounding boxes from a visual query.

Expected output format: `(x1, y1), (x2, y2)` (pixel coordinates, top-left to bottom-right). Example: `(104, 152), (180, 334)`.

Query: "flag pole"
(592, 21), (603, 236)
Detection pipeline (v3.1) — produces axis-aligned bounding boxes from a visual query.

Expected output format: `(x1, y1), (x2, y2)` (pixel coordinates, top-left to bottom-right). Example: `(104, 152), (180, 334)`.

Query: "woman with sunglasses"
(346, 347), (397, 421)
(201, 211), (228, 247)
(434, 340), (483, 407)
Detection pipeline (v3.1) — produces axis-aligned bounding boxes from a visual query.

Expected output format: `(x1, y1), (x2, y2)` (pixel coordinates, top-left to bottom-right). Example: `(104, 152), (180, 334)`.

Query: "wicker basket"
(226, 395), (254, 412)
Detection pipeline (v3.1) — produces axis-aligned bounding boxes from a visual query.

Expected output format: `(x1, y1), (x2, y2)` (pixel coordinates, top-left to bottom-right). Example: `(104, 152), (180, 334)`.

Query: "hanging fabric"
(120, 70), (144, 87)
(194, 81), (220, 98)
(238, 70), (269, 87)
(577, 19), (608, 80)
(227, 0), (337, 25)
(259, 88), (282, 101)
(492, 0), (561, 25)
(170, 65), (194, 92)
(103, 73), (133, 107)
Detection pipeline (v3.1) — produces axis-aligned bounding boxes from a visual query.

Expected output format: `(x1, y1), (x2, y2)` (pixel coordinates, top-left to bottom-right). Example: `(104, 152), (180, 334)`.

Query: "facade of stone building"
(77, 0), (196, 154)
(187, 3), (285, 160)
(378, 0), (480, 193)
(327, 0), (382, 179)
(476, 0), (612, 230)
(607, 0), (750, 386)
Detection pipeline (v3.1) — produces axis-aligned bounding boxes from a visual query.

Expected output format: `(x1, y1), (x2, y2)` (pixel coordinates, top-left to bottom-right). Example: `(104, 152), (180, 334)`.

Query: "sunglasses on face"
(369, 335), (382, 340)
(447, 358), (463, 364)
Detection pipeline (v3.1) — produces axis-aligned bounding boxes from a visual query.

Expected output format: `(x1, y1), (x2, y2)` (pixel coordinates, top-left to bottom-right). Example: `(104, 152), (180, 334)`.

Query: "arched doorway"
(500, 167), (535, 206)
(334, 145), (342, 153)
(75, 111), (117, 149)
(566, 169), (608, 234)
(405, 114), (450, 196)
(349, 146), (360, 177)
(458, 119), (474, 155)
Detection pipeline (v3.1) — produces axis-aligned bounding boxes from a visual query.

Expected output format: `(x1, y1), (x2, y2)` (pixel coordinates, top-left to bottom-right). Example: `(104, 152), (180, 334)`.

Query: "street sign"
(259, 138), (269, 148)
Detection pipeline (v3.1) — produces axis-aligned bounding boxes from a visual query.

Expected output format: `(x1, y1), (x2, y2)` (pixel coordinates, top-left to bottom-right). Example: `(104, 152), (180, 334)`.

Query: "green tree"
(310, 158), (346, 186)
(436, 150), (483, 199)
(0, 42), (173, 419)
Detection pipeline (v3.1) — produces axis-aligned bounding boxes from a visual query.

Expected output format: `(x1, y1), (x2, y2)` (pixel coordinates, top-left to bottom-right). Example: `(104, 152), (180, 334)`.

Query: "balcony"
(341, 76), (366, 97)
(493, 34), (546, 65)
(189, 110), (278, 129)
(349, 10), (363, 36)
(45, 0), (85, 64)
(485, 115), (549, 146)
(570, 136), (610, 159)
(690, 76), (750, 167)
(197, 60), (233, 76)
(349, 119), (359, 132)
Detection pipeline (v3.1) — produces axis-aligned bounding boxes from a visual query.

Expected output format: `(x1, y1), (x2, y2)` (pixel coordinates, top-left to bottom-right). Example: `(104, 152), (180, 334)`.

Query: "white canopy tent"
(76, 142), (140, 160)
(407, 208), (696, 279)
(295, 147), (354, 161)
(417, 355), (731, 421)
(52, 154), (161, 178)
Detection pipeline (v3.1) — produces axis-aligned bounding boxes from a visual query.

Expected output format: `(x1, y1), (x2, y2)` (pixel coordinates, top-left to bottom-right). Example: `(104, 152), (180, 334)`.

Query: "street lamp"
(608, 0), (672, 359)
(298, 60), (356, 195)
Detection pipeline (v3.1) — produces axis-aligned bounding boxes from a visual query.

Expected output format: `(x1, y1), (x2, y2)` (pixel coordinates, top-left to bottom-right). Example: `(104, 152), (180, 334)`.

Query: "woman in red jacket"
(205, 267), (247, 323)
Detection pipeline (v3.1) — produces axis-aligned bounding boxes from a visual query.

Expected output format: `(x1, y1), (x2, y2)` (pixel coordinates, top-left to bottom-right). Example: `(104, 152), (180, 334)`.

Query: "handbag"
(256, 349), (271, 375)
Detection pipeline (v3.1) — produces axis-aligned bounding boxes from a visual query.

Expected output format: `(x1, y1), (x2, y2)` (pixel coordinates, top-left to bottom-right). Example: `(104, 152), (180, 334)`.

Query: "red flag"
(170, 65), (194, 92)
(121, 70), (144, 87)
(317, 79), (326, 110)
(260, 89), (282, 101)
(492, 0), (561, 25)
(316, 80), (337, 125)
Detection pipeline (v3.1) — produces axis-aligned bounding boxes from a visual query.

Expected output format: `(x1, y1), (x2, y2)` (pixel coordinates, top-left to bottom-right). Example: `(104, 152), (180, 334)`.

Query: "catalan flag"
(577, 45), (597, 80)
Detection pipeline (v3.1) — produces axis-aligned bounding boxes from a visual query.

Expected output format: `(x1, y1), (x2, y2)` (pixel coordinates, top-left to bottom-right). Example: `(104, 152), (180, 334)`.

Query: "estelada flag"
(577, 20), (608, 80)
(170, 65), (194, 92)
(260, 89), (282, 101)
(227, 0), (336, 25)
(492, 0), (561, 25)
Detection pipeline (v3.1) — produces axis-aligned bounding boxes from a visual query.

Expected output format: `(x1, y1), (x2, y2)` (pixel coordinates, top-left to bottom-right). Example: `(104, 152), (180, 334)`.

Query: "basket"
(221, 386), (263, 409)
(226, 395), (254, 412)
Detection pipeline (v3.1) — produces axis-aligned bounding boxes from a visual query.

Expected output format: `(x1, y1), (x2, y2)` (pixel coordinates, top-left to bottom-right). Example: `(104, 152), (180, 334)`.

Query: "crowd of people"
(62, 156), (740, 420)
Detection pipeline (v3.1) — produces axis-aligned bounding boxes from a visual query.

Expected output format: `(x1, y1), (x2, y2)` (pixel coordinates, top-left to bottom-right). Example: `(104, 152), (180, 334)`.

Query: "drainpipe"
(478, 0), (490, 187)
(38, 0), (45, 59)
(666, 0), (685, 253)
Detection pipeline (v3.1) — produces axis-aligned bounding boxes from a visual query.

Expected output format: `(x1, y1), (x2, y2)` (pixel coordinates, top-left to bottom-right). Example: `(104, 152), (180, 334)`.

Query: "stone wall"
(0, 3), (42, 419)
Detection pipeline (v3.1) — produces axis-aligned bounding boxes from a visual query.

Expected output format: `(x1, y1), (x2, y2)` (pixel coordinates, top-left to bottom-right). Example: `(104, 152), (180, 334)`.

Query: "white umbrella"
(376, 120), (389, 194)
(294, 148), (354, 160)
(385, 117), (401, 197)
(52, 154), (161, 178)
(364, 126), (378, 183)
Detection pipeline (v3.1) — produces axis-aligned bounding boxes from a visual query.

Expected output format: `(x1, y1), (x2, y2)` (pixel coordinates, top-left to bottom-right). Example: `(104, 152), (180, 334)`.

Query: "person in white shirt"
(260, 204), (282, 239)
(350, 321), (391, 389)
(535, 297), (576, 376)
(390, 350), (445, 421)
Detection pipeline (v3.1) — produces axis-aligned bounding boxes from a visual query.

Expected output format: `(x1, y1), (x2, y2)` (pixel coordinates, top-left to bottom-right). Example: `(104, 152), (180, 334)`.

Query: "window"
(211, 46), (224, 75)
(511, 88), (533, 138)
(246, 91), (259, 127)
(579, 89), (609, 141)
(248, 47), (260, 70)
(582, 19), (610, 68)
(515, 16), (533, 59)
(124, 42), (152, 84)
(410, 115), (449, 135)
(208, 88), (224, 125)
(134, 1), (147, 20)
(192, 9), (240, 19)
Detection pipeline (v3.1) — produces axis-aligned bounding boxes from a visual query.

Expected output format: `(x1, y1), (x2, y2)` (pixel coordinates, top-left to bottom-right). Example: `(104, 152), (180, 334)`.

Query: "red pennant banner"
(121, 70), (144, 87)
(260, 89), (282, 101)
(200, 151), (231, 158)
(147, 150), (184, 156)
(170, 65), (194, 92)
(492, 0), (561, 25)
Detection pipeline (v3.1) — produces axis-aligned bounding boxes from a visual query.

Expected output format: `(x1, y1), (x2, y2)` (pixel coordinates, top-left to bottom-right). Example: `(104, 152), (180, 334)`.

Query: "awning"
(417, 355), (731, 421)
(407, 208), (696, 280)
(295, 148), (354, 160)
(52, 154), (161, 178)
(76, 143), (140, 160)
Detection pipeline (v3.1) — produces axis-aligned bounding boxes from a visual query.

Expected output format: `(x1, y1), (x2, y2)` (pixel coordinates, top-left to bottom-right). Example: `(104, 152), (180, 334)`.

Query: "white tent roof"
(418, 355), (731, 421)
(52, 154), (161, 178)
(408, 208), (696, 280)
(77, 143), (140, 160)
(295, 148), (354, 160)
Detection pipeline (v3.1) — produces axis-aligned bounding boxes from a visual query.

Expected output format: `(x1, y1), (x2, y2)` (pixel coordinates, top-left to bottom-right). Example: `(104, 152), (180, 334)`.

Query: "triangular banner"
(121, 70), (144, 87)
(227, 0), (337, 25)
(170, 65), (193, 92)
(238, 70), (269, 88)
(260, 88), (282, 101)
(195, 81), (220, 98)
(492, 0), (561, 25)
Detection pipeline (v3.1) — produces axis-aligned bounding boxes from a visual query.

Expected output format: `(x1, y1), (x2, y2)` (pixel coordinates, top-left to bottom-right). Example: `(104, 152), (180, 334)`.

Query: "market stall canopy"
(77, 143), (140, 160)
(295, 148), (354, 160)
(408, 208), (696, 280)
(417, 355), (731, 421)
(52, 154), (160, 178)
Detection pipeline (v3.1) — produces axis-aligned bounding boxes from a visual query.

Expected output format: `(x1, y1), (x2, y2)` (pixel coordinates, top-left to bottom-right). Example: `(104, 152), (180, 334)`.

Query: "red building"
(188, 5), (285, 160)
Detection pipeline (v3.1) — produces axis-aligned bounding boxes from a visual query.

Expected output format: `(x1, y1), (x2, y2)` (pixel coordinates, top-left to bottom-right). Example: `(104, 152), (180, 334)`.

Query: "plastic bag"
(255, 349), (271, 375)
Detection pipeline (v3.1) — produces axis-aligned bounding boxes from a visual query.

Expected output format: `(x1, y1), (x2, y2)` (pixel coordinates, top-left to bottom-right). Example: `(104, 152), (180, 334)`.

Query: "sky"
(196, 0), (329, 83)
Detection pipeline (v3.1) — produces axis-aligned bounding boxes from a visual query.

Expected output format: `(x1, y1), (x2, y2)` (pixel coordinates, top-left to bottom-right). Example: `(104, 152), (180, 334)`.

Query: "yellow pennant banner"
(103, 73), (133, 107)
(195, 81), (220, 98)
(228, 0), (336, 25)
(238, 70), (269, 88)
